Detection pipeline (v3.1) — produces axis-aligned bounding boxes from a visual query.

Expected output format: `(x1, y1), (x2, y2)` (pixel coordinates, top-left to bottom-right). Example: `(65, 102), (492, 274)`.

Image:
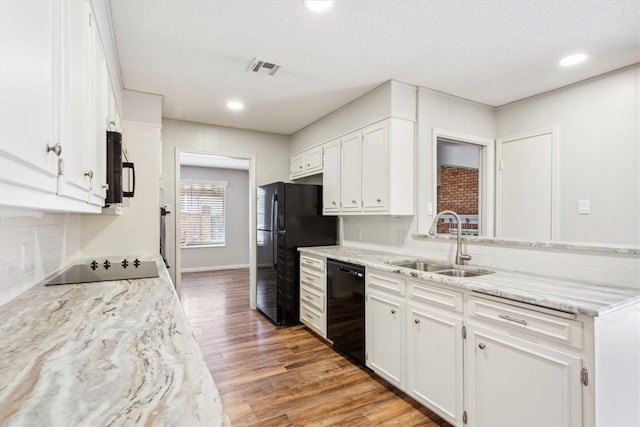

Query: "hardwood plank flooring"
(181, 269), (452, 427)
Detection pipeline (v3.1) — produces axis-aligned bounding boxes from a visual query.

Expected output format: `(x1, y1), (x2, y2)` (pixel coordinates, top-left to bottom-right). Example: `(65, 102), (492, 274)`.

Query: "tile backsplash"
(0, 212), (81, 306)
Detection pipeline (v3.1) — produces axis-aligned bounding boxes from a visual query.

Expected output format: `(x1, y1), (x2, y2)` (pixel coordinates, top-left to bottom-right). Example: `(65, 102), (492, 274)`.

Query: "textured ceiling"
(109, 1), (640, 135)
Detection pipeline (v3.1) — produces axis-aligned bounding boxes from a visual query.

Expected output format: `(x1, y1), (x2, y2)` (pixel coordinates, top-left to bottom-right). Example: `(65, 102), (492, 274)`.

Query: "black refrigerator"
(256, 182), (337, 326)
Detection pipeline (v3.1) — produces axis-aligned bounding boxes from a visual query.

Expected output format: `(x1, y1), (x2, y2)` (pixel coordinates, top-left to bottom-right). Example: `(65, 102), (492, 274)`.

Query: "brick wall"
(437, 166), (479, 234)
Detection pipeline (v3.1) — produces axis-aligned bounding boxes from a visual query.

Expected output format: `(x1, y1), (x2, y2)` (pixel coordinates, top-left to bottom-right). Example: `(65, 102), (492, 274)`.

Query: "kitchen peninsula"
(0, 258), (228, 426)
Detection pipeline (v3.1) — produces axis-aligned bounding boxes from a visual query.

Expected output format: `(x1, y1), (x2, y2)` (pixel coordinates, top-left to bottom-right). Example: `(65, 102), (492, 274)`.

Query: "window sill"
(181, 244), (226, 249)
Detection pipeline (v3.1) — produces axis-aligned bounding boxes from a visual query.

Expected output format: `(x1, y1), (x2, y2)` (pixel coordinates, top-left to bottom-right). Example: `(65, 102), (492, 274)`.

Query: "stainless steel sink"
(390, 261), (453, 272)
(436, 269), (494, 278)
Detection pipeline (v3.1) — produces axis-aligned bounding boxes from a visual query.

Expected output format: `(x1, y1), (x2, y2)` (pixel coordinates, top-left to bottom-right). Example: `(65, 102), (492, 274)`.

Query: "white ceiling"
(109, 1), (640, 135)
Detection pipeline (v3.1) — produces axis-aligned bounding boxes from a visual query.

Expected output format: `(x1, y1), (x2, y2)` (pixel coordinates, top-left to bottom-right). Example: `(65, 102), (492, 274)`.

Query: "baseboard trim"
(181, 264), (249, 273)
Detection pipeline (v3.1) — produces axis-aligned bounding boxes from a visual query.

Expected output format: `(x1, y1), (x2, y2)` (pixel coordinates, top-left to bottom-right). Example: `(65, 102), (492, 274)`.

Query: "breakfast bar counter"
(0, 257), (228, 426)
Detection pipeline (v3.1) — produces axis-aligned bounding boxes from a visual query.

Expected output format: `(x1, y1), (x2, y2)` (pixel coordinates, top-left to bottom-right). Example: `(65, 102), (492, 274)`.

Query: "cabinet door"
(290, 154), (305, 178)
(362, 122), (389, 211)
(339, 131), (362, 212)
(322, 140), (340, 214)
(305, 146), (323, 175)
(89, 14), (108, 207)
(57, 0), (93, 203)
(407, 304), (463, 426)
(465, 323), (582, 427)
(0, 1), (60, 201)
(366, 291), (404, 388)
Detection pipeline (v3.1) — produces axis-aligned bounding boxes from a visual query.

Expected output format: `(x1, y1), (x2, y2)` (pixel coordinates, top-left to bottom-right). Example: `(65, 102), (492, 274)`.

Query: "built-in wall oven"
(327, 259), (365, 366)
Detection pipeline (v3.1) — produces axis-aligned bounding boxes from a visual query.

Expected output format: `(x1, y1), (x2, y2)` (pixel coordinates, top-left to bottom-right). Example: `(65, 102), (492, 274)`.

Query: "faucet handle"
(460, 254), (472, 263)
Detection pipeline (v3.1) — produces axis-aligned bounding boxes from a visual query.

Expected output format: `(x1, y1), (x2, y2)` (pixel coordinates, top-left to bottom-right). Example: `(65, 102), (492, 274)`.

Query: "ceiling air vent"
(247, 57), (281, 76)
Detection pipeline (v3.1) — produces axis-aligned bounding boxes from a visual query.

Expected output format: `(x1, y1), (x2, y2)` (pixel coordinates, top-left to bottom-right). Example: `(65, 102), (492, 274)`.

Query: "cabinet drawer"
(469, 296), (583, 349)
(300, 267), (324, 291)
(408, 280), (463, 313)
(301, 285), (324, 312)
(301, 303), (325, 336)
(367, 270), (405, 296)
(300, 255), (325, 272)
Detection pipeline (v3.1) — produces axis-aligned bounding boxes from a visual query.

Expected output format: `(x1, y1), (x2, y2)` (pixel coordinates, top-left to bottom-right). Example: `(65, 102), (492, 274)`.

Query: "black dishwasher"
(327, 259), (365, 366)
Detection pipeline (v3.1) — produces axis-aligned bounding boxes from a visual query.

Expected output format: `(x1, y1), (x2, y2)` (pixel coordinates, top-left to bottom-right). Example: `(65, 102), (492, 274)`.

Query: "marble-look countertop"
(0, 257), (229, 426)
(299, 246), (640, 317)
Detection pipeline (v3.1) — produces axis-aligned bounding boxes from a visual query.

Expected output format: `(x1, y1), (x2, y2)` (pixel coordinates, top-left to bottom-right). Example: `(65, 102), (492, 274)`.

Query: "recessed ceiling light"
(227, 100), (244, 111)
(559, 53), (588, 67)
(304, 0), (333, 12)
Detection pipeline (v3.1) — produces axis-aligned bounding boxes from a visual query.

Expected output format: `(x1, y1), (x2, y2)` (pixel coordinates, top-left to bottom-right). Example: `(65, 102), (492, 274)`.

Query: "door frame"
(431, 128), (495, 237)
(174, 147), (257, 309)
(495, 126), (559, 241)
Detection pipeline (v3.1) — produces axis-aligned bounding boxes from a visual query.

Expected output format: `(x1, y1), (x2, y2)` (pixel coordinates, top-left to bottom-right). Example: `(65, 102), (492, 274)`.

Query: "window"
(180, 181), (226, 247)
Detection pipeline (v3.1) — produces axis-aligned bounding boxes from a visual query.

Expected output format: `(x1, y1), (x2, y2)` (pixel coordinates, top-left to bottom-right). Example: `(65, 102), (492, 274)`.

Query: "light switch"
(578, 199), (590, 215)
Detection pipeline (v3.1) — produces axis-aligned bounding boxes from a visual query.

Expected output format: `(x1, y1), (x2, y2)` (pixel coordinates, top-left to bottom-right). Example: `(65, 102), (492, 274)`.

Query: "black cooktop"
(45, 259), (159, 286)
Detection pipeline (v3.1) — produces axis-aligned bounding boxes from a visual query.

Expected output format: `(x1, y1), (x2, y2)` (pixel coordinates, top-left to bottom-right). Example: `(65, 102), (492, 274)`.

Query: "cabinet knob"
(84, 170), (94, 179)
(307, 163), (310, 167)
(478, 343), (486, 350)
(414, 318), (420, 324)
(102, 183), (109, 190)
(46, 143), (62, 157)
(332, 201), (336, 205)
(377, 198), (382, 203)
(109, 120), (116, 126)
(352, 200), (356, 204)
(391, 309), (396, 314)
(299, 165), (303, 169)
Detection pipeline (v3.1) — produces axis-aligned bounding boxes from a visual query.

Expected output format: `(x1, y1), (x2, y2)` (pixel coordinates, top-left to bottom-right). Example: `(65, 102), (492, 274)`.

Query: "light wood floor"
(181, 269), (451, 427)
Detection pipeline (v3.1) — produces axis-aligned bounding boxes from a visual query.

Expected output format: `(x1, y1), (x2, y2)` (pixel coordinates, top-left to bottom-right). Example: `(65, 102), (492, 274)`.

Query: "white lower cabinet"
(366, 269), (406, 389)
(407, 303), (463, 426)
(299, 255), (327, 338)
(465, 322), (583, 427)
(366, 290), (405, 388)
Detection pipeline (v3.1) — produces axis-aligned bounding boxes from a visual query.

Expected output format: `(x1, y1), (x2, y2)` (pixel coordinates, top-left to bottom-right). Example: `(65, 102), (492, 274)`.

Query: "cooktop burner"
(45, 258), (159, 286)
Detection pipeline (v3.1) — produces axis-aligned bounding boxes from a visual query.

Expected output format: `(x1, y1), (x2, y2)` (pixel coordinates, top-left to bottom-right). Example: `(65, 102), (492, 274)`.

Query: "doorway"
(173, 149), (256, 308)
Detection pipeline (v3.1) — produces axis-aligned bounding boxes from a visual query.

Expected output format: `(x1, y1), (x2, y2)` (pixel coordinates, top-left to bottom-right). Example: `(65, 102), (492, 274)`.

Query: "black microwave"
(105, 131), (135, 207)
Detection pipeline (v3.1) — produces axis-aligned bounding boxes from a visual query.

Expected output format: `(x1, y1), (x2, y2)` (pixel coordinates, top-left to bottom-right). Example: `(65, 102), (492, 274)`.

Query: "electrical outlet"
(396, 229), (407, 245)
(21, 242), (34, 272)
(578, 199), (590, 215)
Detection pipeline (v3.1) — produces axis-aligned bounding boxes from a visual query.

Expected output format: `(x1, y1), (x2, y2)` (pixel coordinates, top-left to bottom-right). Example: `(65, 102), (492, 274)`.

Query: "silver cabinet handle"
(391, 309), (396, 314)
(46, 143), (62, 156)
(109, 120), (116, 125)
(478, 343), (486, 349)
(414, 319), (420, 324)
(84, 170), (94, 179)
(498, 314), (528, 326)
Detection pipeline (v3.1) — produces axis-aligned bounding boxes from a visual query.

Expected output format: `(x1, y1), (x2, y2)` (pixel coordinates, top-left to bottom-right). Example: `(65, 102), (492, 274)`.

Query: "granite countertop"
(299, 246), (640, 317)
(0, 257), (229, 426)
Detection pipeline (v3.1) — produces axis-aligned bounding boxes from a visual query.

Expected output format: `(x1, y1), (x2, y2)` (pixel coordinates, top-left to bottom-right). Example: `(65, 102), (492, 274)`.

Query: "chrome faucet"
(428, 210), (472, 265)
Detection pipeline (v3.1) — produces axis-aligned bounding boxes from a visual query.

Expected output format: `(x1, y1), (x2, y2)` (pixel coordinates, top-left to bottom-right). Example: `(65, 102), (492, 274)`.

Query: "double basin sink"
(388, 260), (494, 278)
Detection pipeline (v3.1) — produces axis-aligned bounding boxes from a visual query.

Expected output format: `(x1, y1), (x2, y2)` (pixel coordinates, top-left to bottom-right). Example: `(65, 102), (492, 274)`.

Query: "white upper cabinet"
(339, 131), (362, 213)
(361, 121), (389, 211)
(322, 139), (340, 214)
(0, 0), (119, 213)
(322, 117), (414, 216)
(290, 145), (323, 179)
(0, 1), (60, 206)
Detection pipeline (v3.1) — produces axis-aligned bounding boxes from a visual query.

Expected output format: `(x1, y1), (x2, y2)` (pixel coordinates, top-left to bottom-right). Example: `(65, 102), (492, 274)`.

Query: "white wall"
(180, 166), (249, 271)
(496, 65), (639, 245)
(0, 212), (82, 306)
(161, 118), (291, 284)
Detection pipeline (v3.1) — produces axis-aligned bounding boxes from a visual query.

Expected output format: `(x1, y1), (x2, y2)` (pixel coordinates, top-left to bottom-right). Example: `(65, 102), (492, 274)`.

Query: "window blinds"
(180, 181), (226, 247)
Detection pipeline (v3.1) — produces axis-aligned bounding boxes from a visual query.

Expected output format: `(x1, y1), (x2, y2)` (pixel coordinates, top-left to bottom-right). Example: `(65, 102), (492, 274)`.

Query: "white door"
(465, 323), (582, 427)
(366, 291), (404, 388)
(362, 122), (389, 211)
(0, 1), (60, 198)
(290, 153), (304, 178)
(305, 146), (323, 175)
(407, 305), (463, 425)
(322, 140), (340, 214)
(497, 130), (554, 241)
(340, 131), (362, 212)
(57, 0), (93, 203)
